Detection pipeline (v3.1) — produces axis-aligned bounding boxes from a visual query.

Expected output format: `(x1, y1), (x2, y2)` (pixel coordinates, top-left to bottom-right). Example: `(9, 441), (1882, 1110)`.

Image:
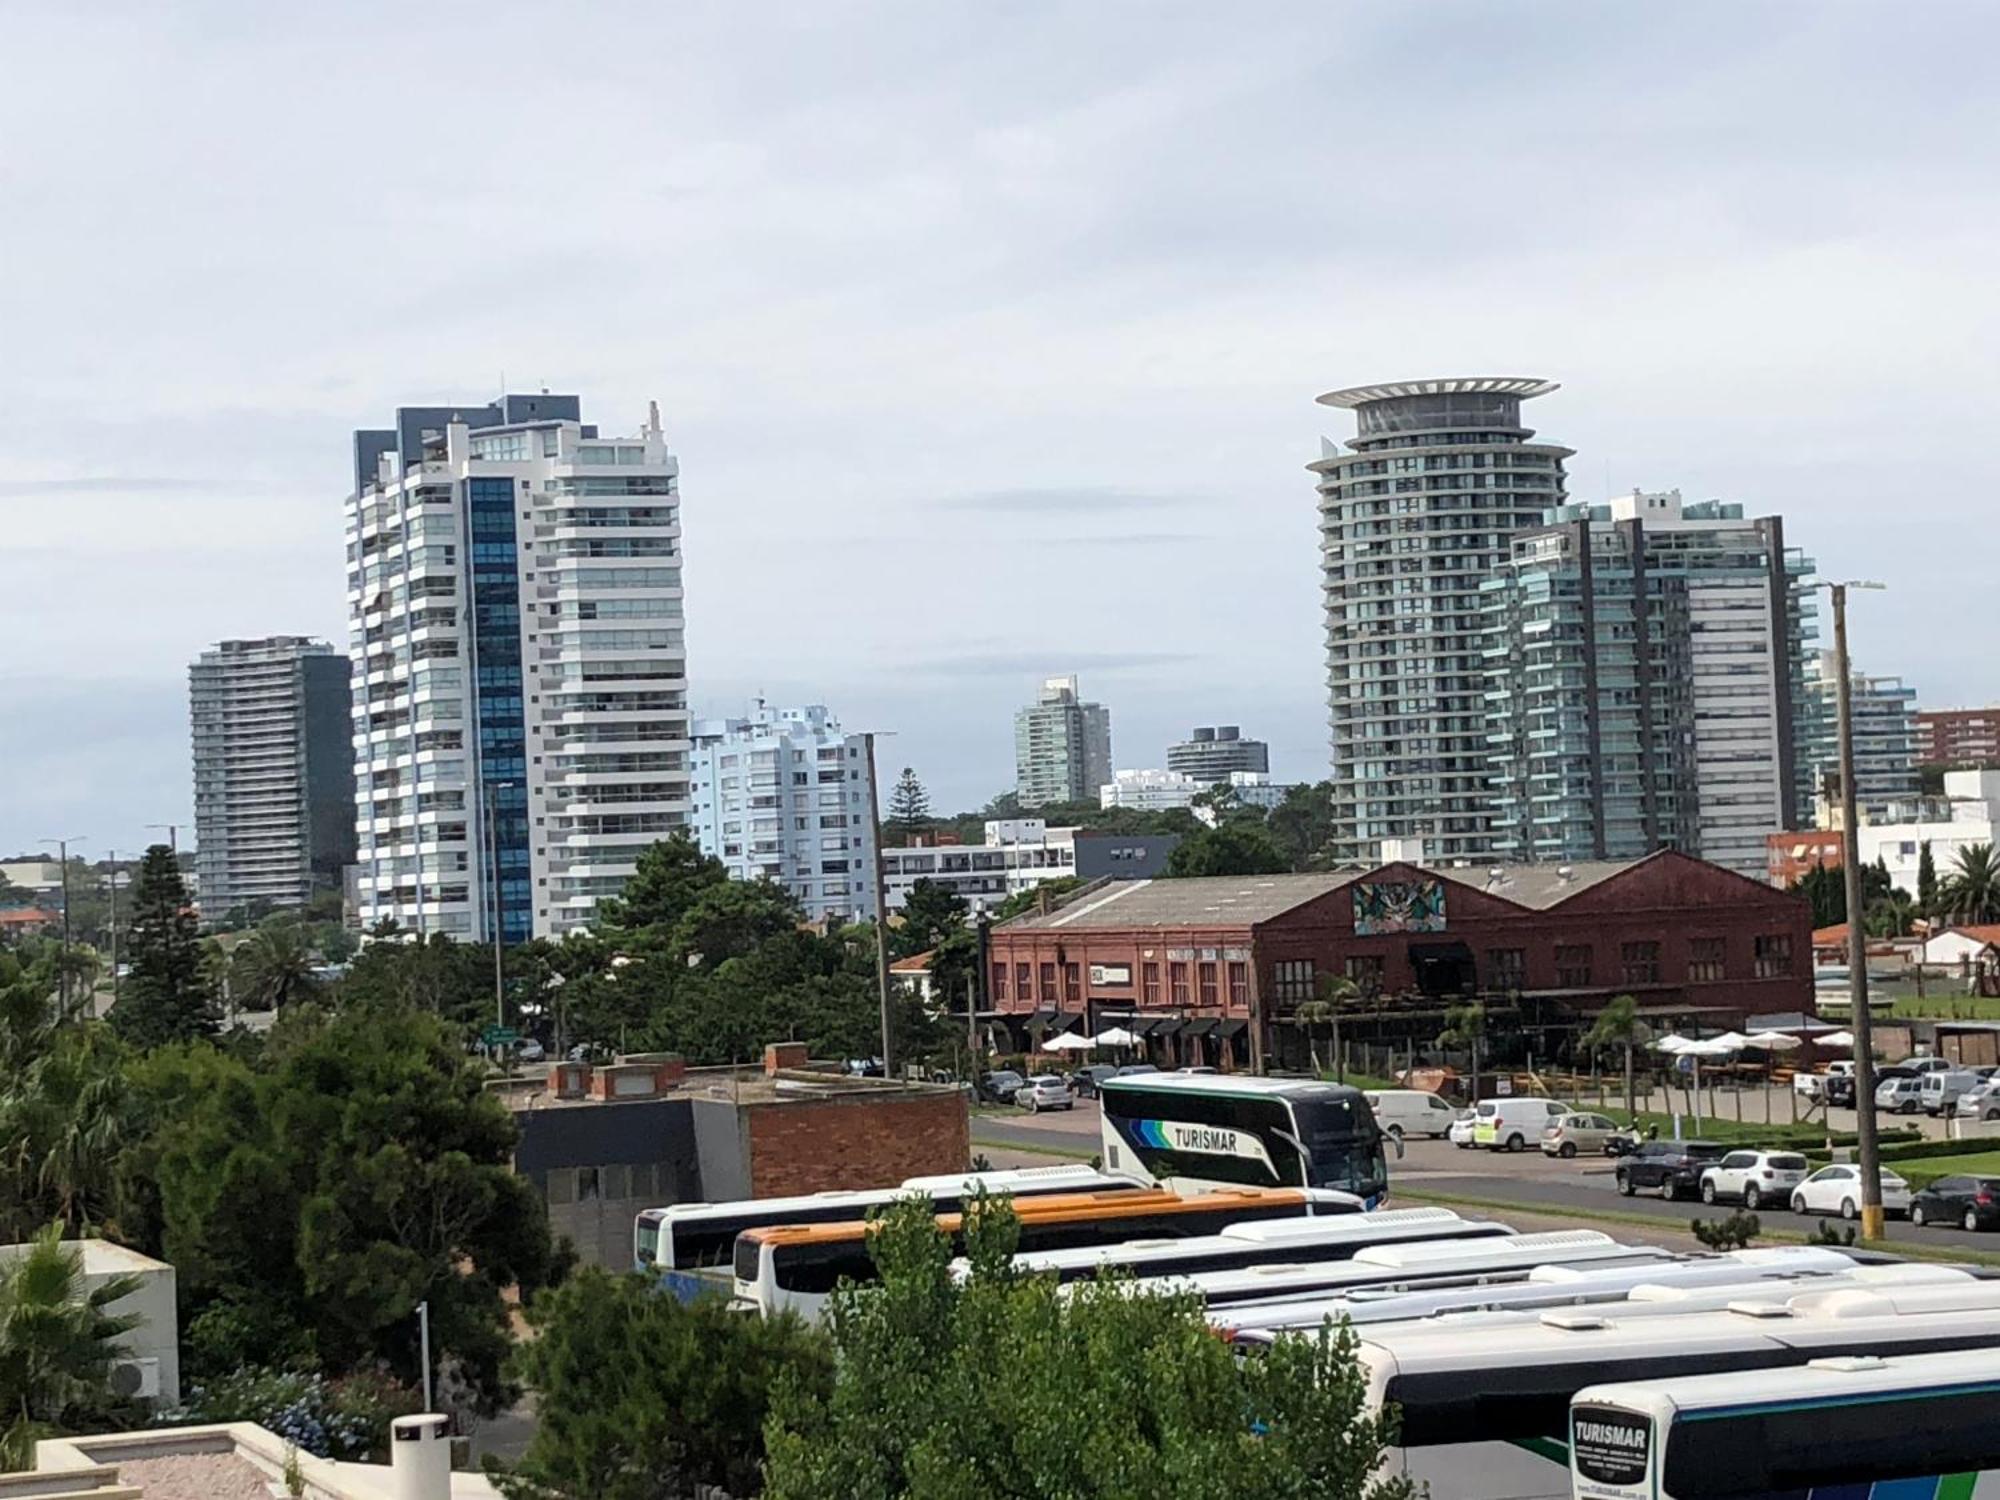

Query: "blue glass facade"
(465, 477), (532, 943)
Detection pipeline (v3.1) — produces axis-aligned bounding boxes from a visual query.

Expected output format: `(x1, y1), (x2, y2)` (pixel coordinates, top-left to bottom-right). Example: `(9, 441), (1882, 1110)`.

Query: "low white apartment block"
(882, 819), (1078, 915)
(1100, 768), (1292, 819)
(345, 393), (689, 942)
(688, 703), (877, 922)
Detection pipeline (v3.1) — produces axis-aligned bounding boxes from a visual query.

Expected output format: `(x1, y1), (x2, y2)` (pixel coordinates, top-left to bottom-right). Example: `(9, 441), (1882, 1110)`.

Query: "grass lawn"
(1886, 1151), (2000, 1189)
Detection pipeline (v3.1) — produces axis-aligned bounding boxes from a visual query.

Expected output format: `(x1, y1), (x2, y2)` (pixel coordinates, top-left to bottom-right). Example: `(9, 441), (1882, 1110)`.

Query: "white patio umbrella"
(1093, 1026), (1139, 1047)
(1677, 1037), (1743, 1058)
(1746, 1030), (1804, 1051)
(1040, 1031), (1096, 1053)
(1818, 1030), (1856, 1049)
(1706, 1031), (1752, 1052)
(1651, 1033), (1695, 1054)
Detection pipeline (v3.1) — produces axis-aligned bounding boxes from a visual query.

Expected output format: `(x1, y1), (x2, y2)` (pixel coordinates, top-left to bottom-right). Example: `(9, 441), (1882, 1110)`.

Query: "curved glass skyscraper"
(1312, 378), (1571, 864)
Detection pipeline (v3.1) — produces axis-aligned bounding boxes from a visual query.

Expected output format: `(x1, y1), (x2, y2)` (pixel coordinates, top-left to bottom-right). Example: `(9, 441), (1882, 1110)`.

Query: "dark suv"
(1616, 1140), (1728, 1200)
(1909, 1174), (2000, 1232)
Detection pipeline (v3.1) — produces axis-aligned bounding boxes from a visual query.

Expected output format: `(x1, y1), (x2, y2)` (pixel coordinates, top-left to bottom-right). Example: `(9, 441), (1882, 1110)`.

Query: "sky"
(2, 1), (1996, 857)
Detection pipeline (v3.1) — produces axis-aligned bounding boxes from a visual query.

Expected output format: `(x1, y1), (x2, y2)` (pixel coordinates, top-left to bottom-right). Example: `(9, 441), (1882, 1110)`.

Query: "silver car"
(1017, 1075), (1075, 1113)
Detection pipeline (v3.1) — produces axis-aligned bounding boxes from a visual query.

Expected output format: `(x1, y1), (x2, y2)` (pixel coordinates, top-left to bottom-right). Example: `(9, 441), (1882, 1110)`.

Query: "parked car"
(1957, 1079), (2000, 1121)
(1472, 1098), (1571, 1152)
(1825, 1071), (1856, 1107)
(978, 1070), (1026, 1104)
(1017, 1074), (1074, 1113)
(1792, 1070), (1826, 1101)
(1791, 1163), (1912, 1219)
(1616, 1140), (1729, 1200)
(1699, 1150), (1809, 1209)
(1540, 1111), (1622, 1158)
(1909, 1174), (2000, 1232)
(1069, 1064), (1118, 1097)
(1112, 1063), (1159, 1078)
(1364, 1089), (1458, 1141)
(1447, 1111), (1478, 1149)
(516, 1037), (546, 1064)
(1875, 1076), (1926, 1114)
(1905, 1056), (1953, 1076)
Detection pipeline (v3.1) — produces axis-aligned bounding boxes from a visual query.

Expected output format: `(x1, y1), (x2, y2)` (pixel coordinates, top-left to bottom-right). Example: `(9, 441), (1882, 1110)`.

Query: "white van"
(1920, 1068), (1981, 1116)
(1471, 1097), (1570, 1152)
(1364, 1089), (1457, 1141)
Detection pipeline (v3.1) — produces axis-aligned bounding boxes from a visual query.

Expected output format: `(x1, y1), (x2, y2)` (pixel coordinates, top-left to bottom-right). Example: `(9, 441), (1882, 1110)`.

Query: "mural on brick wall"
(1353, 878), (1446, 935)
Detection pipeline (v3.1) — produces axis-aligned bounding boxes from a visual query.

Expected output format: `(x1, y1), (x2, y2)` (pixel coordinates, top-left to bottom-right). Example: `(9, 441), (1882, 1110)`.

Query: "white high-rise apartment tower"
(345, 394), (688, 942)
(688, 703), (878, 923)
(1312, 378), (1571, 863)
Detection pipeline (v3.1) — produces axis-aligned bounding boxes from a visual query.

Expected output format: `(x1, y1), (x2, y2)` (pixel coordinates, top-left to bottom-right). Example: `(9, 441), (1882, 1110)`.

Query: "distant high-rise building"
(1917, 707), (2000, 769)
(1013, 675), (1112, 807)
(345, 393), (688, 941)
(688, 703), (877, 923)
(1166, 725), (1269, 783)
(190, 636), (356, 916)
(1482, 489), (1814, 878)
(1800, 653), (1920, 822)
(1313, 378), (1572, 863)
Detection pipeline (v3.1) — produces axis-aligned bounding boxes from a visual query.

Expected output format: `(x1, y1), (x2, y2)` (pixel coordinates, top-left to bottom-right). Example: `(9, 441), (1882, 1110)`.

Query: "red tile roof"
(0, 908), (56, 925)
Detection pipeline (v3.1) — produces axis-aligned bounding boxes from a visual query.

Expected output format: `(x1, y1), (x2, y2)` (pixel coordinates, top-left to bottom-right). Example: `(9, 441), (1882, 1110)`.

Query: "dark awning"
(1180, 1017), (1220, 1038)
(1054, 1011), (1084, 1028)
(1150, 1019), (1185, 1038)
(1028, 1007), (1058, 1024)
(1126, 1017), (1167, 1036)
(1217, 1019), (1248, 1038)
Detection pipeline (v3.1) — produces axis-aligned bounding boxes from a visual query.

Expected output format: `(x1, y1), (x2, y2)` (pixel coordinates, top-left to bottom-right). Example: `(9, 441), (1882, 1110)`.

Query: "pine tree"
(1918, 840), (1938, 918)
(111, 844), (218, 1047)
(884, 766), (931, 844)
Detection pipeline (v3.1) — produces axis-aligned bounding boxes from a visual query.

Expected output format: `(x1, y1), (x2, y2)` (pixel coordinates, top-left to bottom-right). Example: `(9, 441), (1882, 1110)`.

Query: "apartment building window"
(1169, 962), (1191, 1006)
(1142, 962), (1160, 1005)
(1063, 963), (1081, 1005)
(991, 962), (1008, 1001)
(1620, 940), (1661, 986)
(1555, 945), (1593, 988)
(1015, 962), (1031, 999)
(1754, 933), (1794, 978)
(1273, 960), (1317, 1004)
(1198, 963), (1218, 1007)
(1227, 962), (1248, 1009)
(1688, 936), (1726, 983)
(1039, 962), (1057, 1001)
(1486, 948), (1525, 989)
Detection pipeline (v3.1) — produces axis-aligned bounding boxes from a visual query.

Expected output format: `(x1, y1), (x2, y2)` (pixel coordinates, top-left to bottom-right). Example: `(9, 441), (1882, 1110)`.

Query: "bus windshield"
(1290, 1098), (1388, 1198)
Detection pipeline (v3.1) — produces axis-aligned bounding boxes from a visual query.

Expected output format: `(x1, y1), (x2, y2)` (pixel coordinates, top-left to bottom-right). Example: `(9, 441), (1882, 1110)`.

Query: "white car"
(1791, 1070), (1825, 1101)
(1875, 1077), (1925, 1114)
(1447, 1112), (1478, 1148)
(1016, 1075), (1074, 1113)
(1790, 1163), (1912, 1220)
(1699, 1150), (1809, 1210)
(1957, 1079), (2000, 1121)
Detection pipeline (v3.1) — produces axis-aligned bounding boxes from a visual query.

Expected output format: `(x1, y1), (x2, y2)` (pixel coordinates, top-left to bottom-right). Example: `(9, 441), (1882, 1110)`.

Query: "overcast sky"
(3, 2), (1995, 857)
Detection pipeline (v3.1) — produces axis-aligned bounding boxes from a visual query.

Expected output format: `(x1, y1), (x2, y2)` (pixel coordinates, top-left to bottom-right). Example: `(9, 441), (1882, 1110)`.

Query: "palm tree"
(229, 921), (319, 1012)
(1437, 1000), (1489, 1103)
(1296, 976), (1359, 1078)
(0, 1224), (143, 1469)
(1581, 994), (1648, 1120)
(1938, 844), (2000, 926)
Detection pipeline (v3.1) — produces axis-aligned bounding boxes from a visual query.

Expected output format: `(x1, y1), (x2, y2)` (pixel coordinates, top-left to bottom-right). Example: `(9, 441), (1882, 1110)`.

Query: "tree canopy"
(884, 768), (932, 845)
(0, 1224), (144, 1468)
(1164, 821), (1289, 879)
(111, 844), (217, 1047)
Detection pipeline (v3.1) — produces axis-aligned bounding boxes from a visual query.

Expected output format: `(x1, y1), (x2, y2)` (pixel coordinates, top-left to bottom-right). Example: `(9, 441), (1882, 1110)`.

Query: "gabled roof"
(1456, 859), (1637, 911)
(889, 949), (936, 973)
(1000, 873), (1359, 930)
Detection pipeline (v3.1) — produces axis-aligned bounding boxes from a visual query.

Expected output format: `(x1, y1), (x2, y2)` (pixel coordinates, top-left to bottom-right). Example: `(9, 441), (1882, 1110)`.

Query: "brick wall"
(744, 1089), (970, 1199)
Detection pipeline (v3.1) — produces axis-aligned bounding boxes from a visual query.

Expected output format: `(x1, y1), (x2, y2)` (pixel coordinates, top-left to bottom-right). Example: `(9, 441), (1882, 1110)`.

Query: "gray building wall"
(1166, 726), (1269, 782)
(1073, 832), (1181, 881)
(511, 1097), (704, 1269)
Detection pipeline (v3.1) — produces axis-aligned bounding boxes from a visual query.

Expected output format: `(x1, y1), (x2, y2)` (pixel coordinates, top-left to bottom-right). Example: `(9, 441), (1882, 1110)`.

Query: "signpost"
(482, 1025), (520, 1048)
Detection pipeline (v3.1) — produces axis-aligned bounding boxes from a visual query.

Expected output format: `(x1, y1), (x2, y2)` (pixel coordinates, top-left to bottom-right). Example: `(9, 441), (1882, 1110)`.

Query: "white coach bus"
(1569, 1346), (2000, 1498)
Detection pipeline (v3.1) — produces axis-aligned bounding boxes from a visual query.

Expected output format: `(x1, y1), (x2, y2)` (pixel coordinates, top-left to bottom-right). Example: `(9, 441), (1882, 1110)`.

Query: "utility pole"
(40, 837), (81, 1019)
(863, 732), (894, 1076)
(1827, 579), (1887, 1240)
(107, 851), (120, 1012)
(146, 823), (181, 854)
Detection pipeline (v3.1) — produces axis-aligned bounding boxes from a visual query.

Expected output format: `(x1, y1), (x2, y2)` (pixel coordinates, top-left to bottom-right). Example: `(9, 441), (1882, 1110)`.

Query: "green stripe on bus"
(1935, 1473), (1977, 1500)
(1509, 1435), (1569, 1464)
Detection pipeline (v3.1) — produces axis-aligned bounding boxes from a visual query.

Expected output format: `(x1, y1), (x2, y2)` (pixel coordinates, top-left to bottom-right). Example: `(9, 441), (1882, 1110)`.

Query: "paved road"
(970, 1104), (2000, 1258)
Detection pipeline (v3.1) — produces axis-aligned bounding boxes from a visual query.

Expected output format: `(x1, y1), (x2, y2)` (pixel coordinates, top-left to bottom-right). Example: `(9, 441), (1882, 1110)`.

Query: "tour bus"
(977, 1206), (1511, 1287)
(633, 1163), (1130, 1281)
(1351, 1278), (2000, 1500)
(1215, 1244), (1876, 1338)
(1230, 1261), (1968, 1348)
(1098, 1073), (1394, 1204)
(732, 1185), (1358, 1320)
(1123, 1230), (1675, 1312)
(1569, 1346), (2000, 1499)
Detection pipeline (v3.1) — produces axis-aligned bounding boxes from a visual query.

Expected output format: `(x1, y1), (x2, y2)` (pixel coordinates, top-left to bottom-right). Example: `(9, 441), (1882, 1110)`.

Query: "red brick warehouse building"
(986, 850), (1813, 1073)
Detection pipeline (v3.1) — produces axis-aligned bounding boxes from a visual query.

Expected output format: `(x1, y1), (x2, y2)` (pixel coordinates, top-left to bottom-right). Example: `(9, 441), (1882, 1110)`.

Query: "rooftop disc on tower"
(1317, 377), (1560, 440)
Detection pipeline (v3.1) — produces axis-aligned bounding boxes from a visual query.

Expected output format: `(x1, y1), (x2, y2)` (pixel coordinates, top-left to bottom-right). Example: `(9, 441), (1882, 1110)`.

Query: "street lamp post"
(40, 836), (83, 1018)
(862, 733), (894, 1076)
(1823, 579), (1887, 1240)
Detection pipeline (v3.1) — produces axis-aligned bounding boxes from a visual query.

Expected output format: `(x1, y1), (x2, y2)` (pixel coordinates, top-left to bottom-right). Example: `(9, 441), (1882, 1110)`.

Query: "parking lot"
(970, 1091), (2000, 1255)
